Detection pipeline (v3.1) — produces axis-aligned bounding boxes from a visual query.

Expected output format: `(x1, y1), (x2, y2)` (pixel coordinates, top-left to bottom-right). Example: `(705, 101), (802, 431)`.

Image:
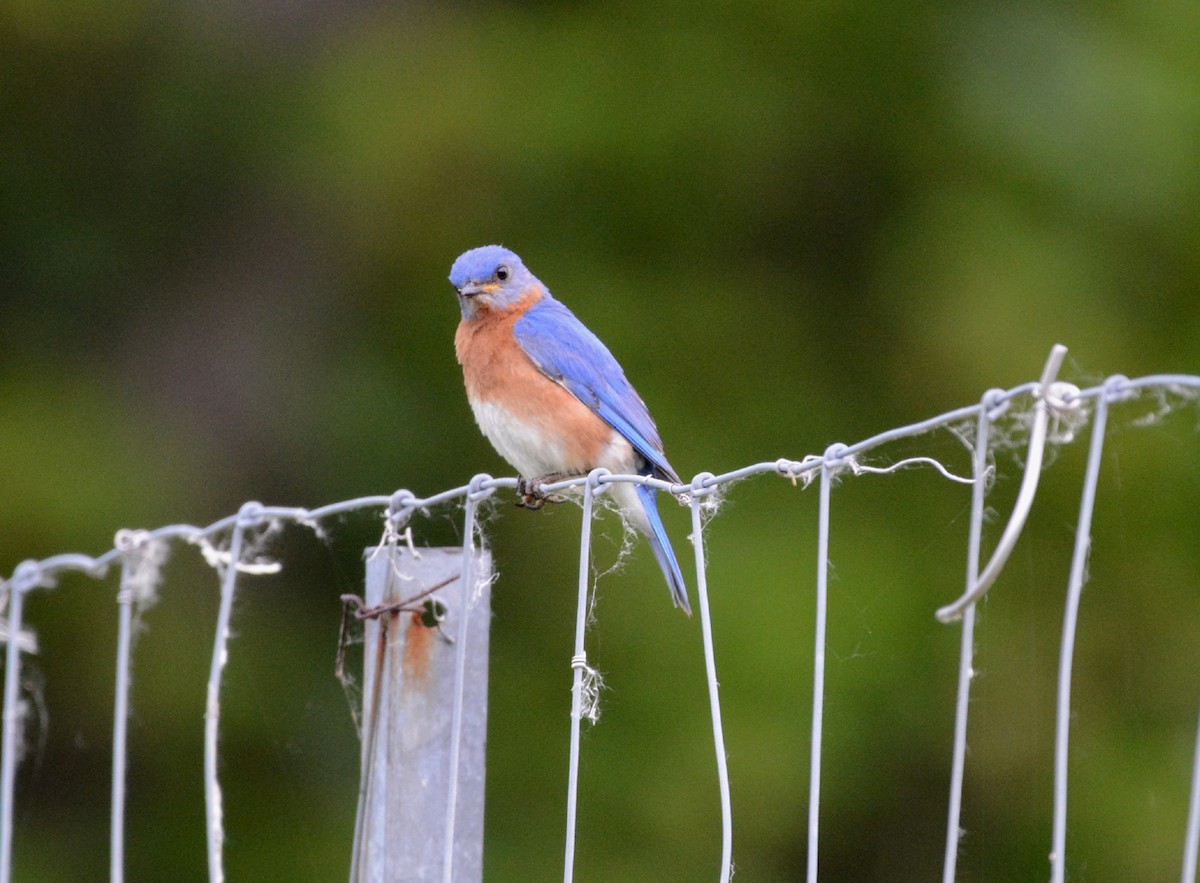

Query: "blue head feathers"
(450, 245), (545, 318)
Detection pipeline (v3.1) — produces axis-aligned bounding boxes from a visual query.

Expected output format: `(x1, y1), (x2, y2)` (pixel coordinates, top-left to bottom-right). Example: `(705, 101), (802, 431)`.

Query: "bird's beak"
(457, 282), (499, 298)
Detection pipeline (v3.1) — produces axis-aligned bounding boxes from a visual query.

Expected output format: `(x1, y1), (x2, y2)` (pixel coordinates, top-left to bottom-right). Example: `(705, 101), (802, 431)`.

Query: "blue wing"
(513, 297), (679, 483)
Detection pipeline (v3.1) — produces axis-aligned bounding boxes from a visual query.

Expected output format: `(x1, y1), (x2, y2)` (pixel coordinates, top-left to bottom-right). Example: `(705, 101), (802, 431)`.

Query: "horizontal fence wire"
(2, 346), (1200, 881)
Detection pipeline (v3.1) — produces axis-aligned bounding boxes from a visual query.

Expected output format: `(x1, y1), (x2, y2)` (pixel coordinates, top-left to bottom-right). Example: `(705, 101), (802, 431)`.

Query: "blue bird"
(450, 245), (690, 615)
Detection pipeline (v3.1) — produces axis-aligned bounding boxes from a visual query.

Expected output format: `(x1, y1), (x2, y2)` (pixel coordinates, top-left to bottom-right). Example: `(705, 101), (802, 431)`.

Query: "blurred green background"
(3, 0), (1200, 879)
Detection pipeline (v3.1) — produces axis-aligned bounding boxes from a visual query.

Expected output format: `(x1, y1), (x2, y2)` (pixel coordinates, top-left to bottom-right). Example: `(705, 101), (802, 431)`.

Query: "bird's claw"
(516, 474), (570, 509)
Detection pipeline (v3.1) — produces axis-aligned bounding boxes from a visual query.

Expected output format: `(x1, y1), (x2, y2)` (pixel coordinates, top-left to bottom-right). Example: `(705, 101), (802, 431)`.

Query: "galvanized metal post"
(352, 546), (491, 883)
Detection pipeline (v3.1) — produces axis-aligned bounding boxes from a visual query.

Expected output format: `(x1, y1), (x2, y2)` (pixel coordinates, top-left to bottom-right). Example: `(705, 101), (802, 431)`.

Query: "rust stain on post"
(403, 611), (434, 687)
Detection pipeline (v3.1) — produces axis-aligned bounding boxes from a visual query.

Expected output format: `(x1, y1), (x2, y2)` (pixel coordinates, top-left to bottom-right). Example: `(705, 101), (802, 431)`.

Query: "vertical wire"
(689, 476), (732, 882)
(563, 470), (601, 883)
(204, 505), (254, 883)
(806, 449), (838, 883)
(1050, 386), (1109, 883)
(110, 550), (137, 883)
(348, 536), (397, 883)
(942, 393), (995, 883)
(0, 567), (32, 883)
(1183, 703), (1200, 883)
(442, 478), (485, 883)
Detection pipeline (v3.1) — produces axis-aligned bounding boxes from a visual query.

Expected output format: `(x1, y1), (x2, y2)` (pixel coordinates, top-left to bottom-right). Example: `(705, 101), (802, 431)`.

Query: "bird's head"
(449, 245), (541, 319)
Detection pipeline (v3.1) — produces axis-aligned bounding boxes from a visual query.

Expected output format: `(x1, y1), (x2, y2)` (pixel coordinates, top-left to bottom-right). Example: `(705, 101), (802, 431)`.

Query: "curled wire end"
(775, 458), (801, 485)
(113, 528), (168, 607)
(388, 489), (419, 531)
(1045, 381), (1087, 444)
(689, 472), (717, 498)
(584, 468), (611, 494)
(981, 387), (1011, 420)
(466, 473), (495, 502)
(569, 652), (606, 724)
(821, 443), (856, 480)
(236, 501), (265, 529)
(114, 529), (151, 554)
(1045, 381), (1082, 414)
(1101, 374), (1134, 403)
(777, 456), (823, 488)
(681, 472), (719, 512)
(9, 561), (45, 595)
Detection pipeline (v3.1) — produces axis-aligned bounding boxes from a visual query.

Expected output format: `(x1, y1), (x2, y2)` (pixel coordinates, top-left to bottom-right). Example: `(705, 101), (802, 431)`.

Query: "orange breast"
(455, 292), (618, 474)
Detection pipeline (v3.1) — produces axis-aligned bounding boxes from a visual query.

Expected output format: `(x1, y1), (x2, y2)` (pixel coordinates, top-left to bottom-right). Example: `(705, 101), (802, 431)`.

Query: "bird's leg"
(516, 473), (575, 509)
(515, 475), (541, 509)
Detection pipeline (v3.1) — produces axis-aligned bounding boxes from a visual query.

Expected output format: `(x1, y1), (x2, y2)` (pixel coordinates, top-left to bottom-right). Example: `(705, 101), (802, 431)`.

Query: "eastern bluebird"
(450, 245), (691, 615)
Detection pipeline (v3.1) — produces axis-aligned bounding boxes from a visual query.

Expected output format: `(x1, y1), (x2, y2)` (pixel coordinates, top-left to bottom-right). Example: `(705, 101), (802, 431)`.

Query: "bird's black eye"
(495, 265), (510, 282)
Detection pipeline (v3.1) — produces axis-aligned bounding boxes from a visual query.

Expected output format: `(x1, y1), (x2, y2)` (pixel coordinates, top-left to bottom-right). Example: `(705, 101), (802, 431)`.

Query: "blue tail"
(635, 483), (691, 616)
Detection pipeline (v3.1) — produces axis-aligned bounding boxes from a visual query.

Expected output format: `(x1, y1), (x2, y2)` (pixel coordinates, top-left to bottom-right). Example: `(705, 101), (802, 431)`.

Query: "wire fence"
(2, 343), (1200, 881)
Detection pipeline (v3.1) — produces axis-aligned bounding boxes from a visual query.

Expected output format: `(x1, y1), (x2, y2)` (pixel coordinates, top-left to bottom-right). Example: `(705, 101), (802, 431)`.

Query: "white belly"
(470, 398), (568, 477)
(468, 398), (637, 479)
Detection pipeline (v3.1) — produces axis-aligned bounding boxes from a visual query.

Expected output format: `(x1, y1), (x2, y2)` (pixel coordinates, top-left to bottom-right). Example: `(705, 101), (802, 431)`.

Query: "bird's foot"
(516, 473), (573, 509)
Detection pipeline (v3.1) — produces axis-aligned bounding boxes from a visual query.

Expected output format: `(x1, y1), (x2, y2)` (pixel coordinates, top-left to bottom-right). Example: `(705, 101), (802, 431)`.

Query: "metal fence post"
(352, 545), (491, 883)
